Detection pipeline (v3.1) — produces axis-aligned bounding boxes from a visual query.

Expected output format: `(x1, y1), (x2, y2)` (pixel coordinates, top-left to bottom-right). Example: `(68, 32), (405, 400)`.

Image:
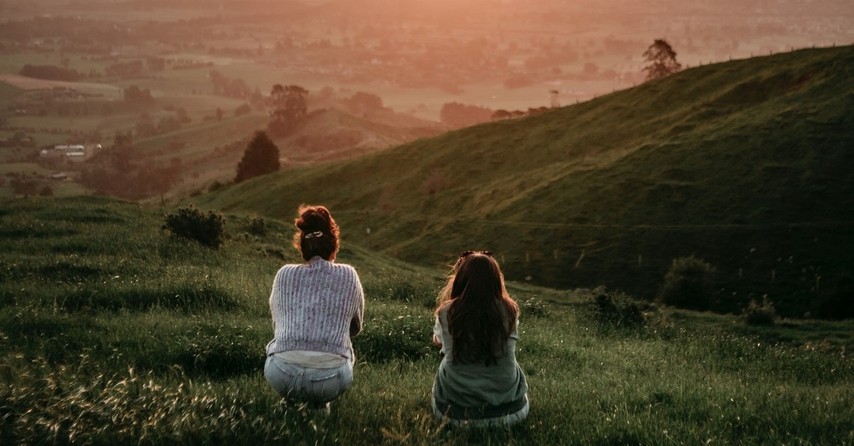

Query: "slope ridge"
(198, 45), (854, 317)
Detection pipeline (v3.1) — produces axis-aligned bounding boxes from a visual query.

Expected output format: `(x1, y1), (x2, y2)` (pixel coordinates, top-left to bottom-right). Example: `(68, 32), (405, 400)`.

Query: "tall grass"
(1, 196), (852, 444)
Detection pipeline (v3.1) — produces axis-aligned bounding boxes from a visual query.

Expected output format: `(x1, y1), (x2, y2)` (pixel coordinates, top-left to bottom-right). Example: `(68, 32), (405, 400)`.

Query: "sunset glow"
(1, 1), (853, 442)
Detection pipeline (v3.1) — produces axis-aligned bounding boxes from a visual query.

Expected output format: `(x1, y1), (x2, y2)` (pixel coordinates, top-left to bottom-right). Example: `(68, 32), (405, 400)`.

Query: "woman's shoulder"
(275, 260), (359, 279)
(436, 301), (452, 317)
(274, 263), (304, 277)
(330, 261), (359, 275)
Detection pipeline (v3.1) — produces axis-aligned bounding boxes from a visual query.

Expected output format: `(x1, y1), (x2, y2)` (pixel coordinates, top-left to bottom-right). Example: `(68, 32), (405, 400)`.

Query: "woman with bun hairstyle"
(431, 250), (529, 427)
(264, 205), (364, 410)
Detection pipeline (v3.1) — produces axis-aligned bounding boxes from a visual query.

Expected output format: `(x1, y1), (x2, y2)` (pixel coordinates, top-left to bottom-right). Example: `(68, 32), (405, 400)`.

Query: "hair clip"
(304, 231), (324, 239)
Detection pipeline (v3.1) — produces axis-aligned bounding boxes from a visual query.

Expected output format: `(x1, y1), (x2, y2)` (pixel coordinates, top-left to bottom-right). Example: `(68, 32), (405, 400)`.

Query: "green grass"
(1, 196), (852, 444)
(195, 45), (854, 318)
(0, 80), (21, 106)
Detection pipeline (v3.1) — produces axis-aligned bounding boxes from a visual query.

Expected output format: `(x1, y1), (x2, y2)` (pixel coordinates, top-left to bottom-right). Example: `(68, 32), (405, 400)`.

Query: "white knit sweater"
(266, 257), (364, 361)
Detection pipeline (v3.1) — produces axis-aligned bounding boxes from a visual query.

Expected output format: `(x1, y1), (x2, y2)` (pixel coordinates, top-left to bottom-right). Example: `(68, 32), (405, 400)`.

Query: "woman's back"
(263, 204), (365, 408)
(432, 305), (527, 411)
(430, 251), (529, 425)
(267, 257), (363, 360)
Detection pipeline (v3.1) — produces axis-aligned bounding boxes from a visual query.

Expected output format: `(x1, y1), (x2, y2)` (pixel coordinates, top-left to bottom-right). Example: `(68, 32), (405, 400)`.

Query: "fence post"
(574, 249), (585, 268)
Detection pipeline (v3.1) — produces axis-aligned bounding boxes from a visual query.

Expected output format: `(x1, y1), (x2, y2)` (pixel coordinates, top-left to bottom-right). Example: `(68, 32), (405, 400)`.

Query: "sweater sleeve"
(266, 266), (287, 355)
(269, 268), (282, 333)
(348, 267), (365, 336)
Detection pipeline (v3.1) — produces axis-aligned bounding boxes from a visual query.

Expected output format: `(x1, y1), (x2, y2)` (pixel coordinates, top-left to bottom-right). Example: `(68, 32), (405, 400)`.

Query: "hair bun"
(296, 208), (331, 233)
(292, 204), (340, 261)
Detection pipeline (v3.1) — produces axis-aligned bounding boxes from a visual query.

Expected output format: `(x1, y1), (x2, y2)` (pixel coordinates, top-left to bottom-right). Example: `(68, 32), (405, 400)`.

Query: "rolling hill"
(195, 45), (854, 318)
(80, 105), (441, 199)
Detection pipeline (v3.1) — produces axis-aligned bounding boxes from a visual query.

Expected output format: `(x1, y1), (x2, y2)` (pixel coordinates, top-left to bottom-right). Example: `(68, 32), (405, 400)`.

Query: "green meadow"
(1, 196), (851, 444)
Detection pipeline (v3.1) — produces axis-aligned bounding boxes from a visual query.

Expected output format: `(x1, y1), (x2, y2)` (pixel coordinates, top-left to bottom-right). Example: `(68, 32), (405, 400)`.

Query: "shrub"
(519, 296), (551, 318)
(742, 295), (777, 326)
(659, 256), (716, 311)
(163, 207), (225, 248)
(588, 288), (646, 327)
(245, 215), (266, 236)
(208, 180), (226, 192)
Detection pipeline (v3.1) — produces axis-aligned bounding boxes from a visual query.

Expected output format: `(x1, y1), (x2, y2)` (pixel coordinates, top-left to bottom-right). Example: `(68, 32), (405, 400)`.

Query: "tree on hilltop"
(235, 131), (280, 183)
(267, 84), (308, 137)
(643, 39), (682, 81)
(345, 91), (386, 116)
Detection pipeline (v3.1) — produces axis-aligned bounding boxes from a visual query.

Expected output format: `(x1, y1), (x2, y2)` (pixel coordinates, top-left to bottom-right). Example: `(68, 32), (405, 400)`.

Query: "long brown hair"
(437, 251), (519, 365)
(292, 204), (340, 261)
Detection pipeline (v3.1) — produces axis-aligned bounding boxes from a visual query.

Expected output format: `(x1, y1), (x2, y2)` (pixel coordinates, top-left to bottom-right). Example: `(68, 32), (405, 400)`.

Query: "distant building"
(43, 144), (87, 161)
(54, 144), (85, 153)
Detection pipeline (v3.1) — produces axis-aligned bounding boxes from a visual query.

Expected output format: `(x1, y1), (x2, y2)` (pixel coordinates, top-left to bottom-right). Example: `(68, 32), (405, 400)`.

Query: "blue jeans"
(264, 355), (353, 405)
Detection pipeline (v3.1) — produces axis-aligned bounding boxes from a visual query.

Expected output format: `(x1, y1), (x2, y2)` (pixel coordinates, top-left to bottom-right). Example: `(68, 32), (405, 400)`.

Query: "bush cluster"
(659, 256), (716, 311)
(163, 207), (225, 248)
(519, 296), (551, 318)
(742, 295), (777, 326)
(588, 288), (647, 328)
(245, 215), (267, 236)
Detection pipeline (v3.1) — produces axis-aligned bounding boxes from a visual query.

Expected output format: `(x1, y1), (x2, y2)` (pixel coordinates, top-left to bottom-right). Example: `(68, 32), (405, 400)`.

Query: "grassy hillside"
(275, 107), (441, 164)
(1, 196), (852, 444)
(196, 45), (854, 318)
(0, 80), (21, 109)
(150, 107), (440, 197)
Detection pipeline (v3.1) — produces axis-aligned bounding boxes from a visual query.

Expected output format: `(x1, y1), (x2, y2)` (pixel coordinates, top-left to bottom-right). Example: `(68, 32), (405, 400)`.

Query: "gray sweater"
(266, 257), (364, 361)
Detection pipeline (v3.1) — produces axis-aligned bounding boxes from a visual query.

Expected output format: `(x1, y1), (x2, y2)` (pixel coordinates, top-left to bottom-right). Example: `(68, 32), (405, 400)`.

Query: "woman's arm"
(432, 315), (443, 347)
(349, 269), (365, 336)
(350, 316), (361, 336)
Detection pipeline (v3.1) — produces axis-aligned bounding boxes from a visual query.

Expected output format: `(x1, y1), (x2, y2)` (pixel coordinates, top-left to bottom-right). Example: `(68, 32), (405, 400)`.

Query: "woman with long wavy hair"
(431, 250), (529, 427)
